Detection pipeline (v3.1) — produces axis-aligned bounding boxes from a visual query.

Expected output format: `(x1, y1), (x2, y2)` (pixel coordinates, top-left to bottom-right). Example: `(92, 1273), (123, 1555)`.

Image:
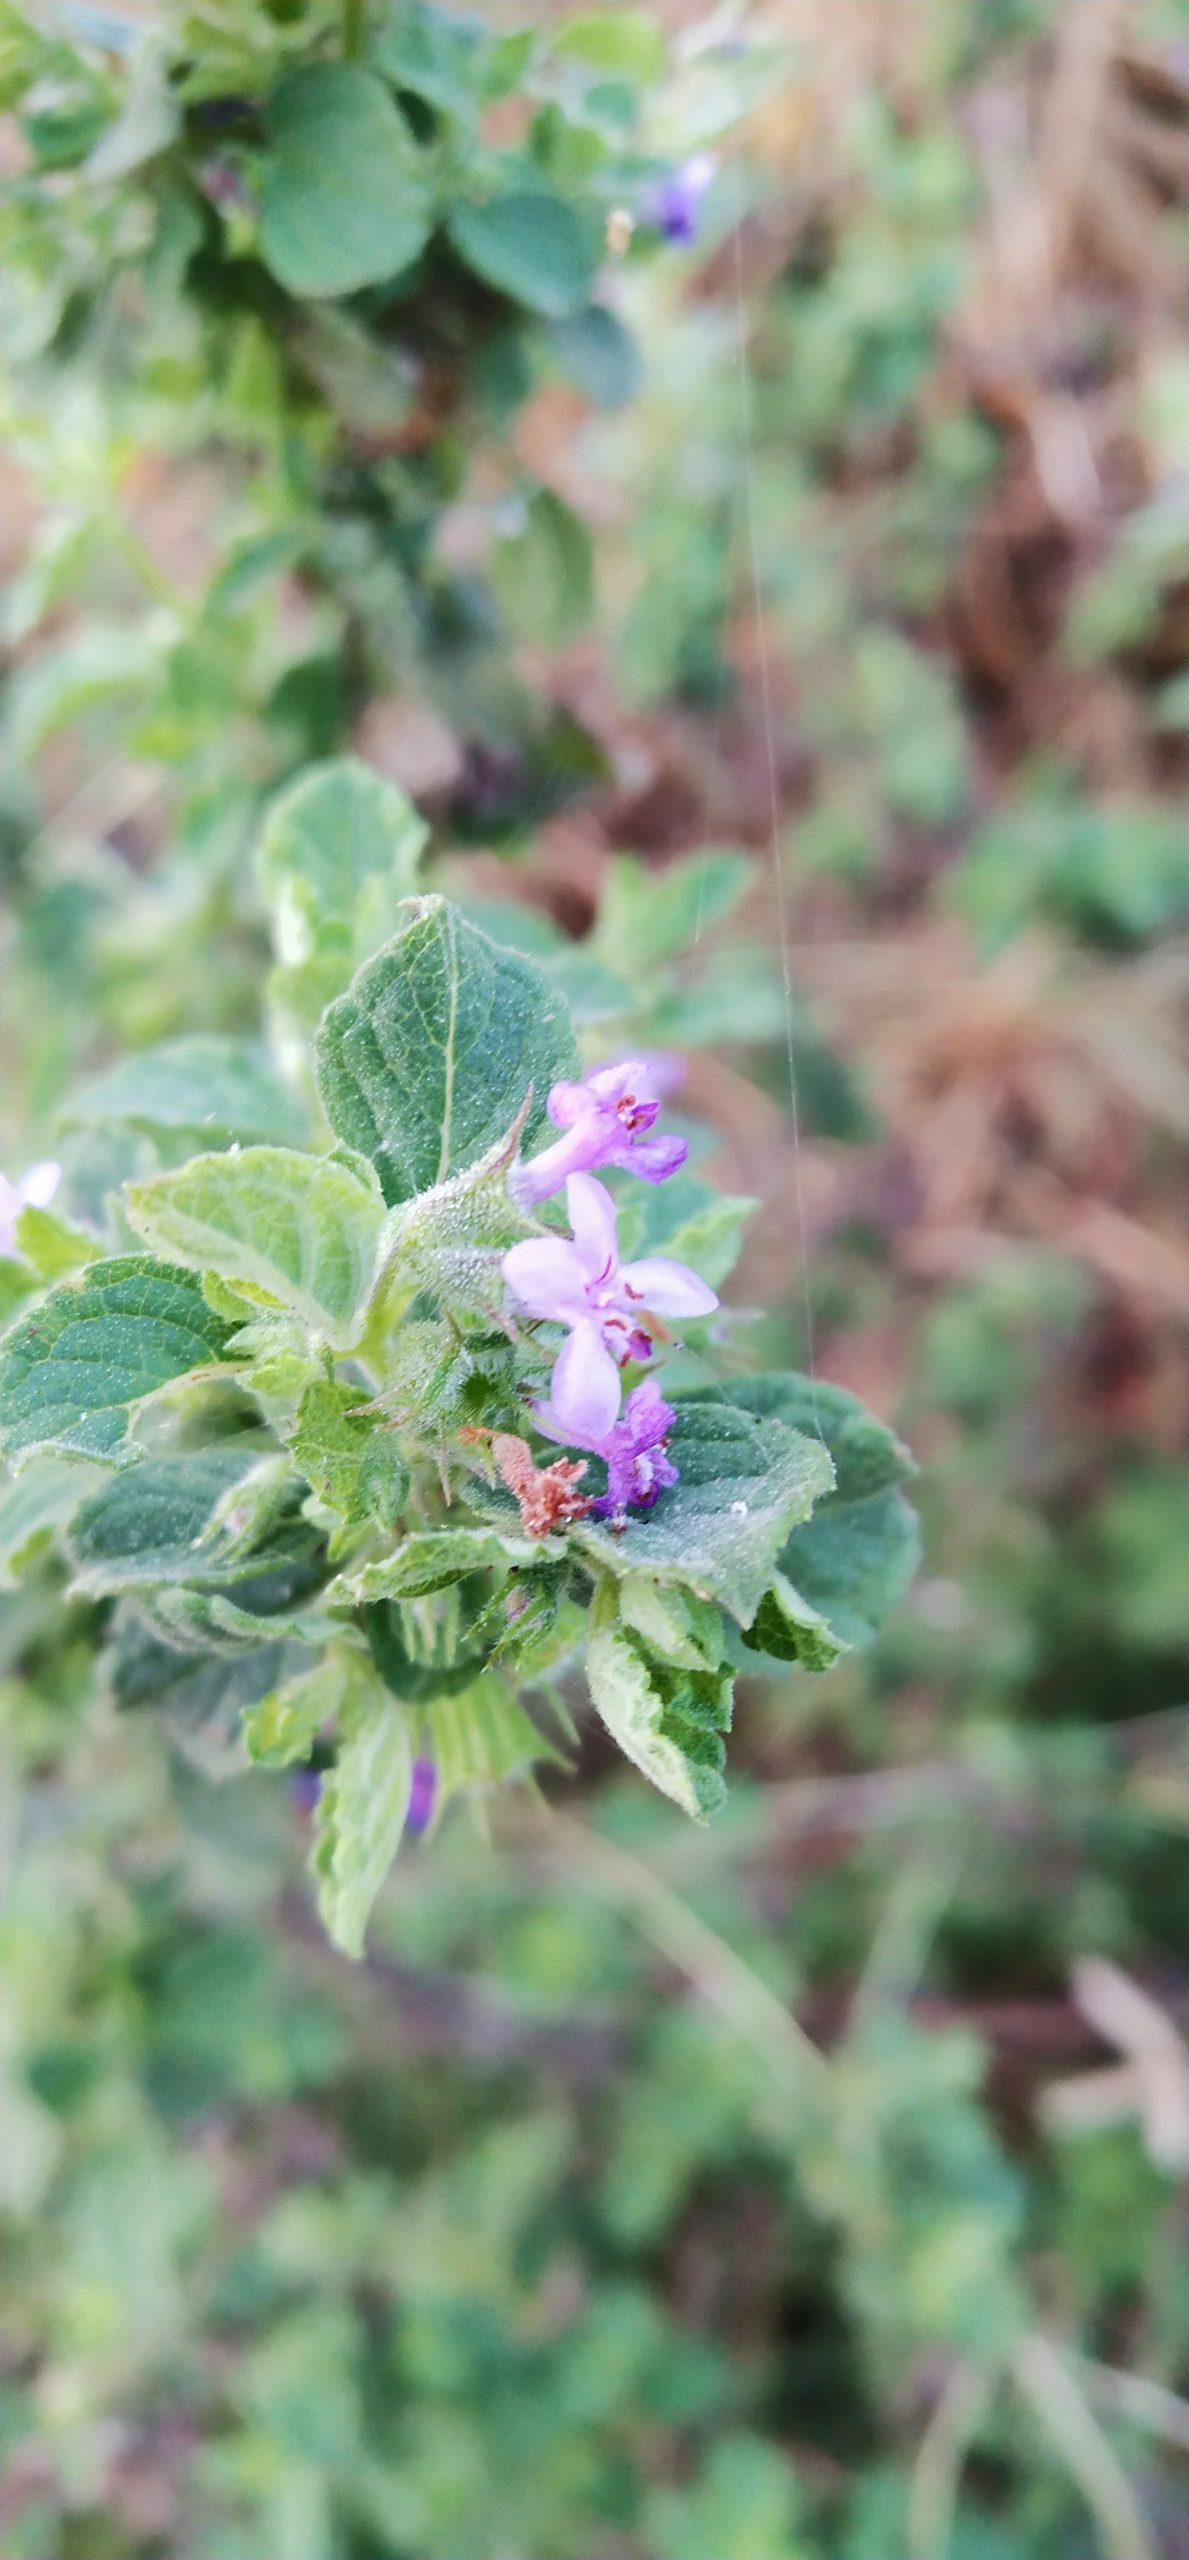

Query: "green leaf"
(66, 1447), (309, 1599)
(618, 1575), (725, 1673)
(423, 1672), (551, 1802)
(244, 1645), (354, 1769)
(623, 1173), (757, 1291)
(0, 1259), (36, 1325)
(0, 1258), (237, 1468)
(259, 64), (432, 300)
(546, 303), (641, 408)
(13, 1204), (99, 1279)
(369, 0), (483, 113)
(329, 1525), (519, 1607)
(137, 1584), (330, 1654)
(112, 1610), (309, 1776)
(291, 1378), (408, 1531)
(448, 190), (596, 318)
(369, 1109), (534, 1323)
(587, 1580), (733, 1820)
(739, 1569), (846, 1674)
(491, 487), (594, 646)
(126, 1147), (384, 1349)
(60, 1038), (305, 1151)
(593, 850), (752, 979)
(723, 1376), (920, 1649)
(312, 1666), (413, 1956)
(258, 758), (428, 1028)
(315, 895), (580, 1207)
(553, 10), (664, 82)
(577, 1399), (833, 1625)
(0, 1457), (105, 1584)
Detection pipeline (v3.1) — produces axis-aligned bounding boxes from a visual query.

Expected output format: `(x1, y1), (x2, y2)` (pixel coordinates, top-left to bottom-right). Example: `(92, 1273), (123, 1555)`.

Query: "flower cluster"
(503, 1064), (717, 1521)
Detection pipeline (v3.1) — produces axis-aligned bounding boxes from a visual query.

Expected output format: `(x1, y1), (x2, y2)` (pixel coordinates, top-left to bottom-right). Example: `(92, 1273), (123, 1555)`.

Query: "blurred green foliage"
(3, 0), (1189, 2554)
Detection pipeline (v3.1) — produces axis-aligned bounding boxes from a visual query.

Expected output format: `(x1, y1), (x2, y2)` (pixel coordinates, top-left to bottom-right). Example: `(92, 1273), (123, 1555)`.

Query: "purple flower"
(407, 1755), (437, 1836)
(502, 1172), (717, 1442)
(646, 154), (717, 246)
(0, 1160), (59, 1259)
(513, 1057), (687, 1210)
(537, 1375), (680, 1521)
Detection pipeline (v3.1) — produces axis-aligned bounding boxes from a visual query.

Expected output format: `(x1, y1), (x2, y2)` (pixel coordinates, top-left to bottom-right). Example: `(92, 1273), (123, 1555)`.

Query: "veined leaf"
(587, 1580), (733, 1821)
(329, 1525), (525, 1608)
(126, 1147), (384, 1349)
(577, 1399), (833, 1626)
(315, 895), (579, 1208)
(0, 1258), (237, 1467)
(312, 1666), (414, 1956)
(423, 1673), (552, 1803)
(66, 1447), (310, 1599)
(723, 1375), (920, 1650)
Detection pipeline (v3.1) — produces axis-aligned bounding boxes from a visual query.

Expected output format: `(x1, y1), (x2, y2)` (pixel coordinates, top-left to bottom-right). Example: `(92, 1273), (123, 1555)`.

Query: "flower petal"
(547, 1318), (622, 1443)
(502, 1236), (589, 1322)
(625, 1132), (688, 1183)
(512, 1125), (597, 1208)
(546, 1078), (590, 1131)
(620, 1255), (718, 1318)
(565, 1172), (619, 1281)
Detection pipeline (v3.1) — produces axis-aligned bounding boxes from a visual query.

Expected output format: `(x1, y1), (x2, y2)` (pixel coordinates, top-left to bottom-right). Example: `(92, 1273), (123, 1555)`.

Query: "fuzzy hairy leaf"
(60, 1038), (306, 1151)
(587, 1583), (733, 1820)
(423, 1673), (552, 1803)
(0, 1258), (237, 1467)
(66, 1447), (310, 1599)
(330, 1526), (522, 1607)
(312, 1666), (414, 1956)
(244, 1646), (354, 1769)
(112, 1610), (310, 1778)
(315, 896), (579, 1207)
(126, 1147), (384, 1349)
(291, 1379), (408, 1531)
(723, 1376), (920, 1650)
(577, 1399), (833, 1626)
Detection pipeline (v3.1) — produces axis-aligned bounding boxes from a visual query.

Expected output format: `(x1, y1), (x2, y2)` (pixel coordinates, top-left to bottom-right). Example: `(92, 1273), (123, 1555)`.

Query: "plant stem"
(342, 0), (365, 58)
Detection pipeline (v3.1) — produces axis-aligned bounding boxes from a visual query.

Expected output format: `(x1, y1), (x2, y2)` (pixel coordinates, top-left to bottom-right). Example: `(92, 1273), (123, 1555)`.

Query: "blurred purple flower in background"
(0, 1160), (60, 1257)
(503, 1173), (716, 1442)
(513, 1056), (687, 1209)
(407, 1756), (437, 1836)
(647, 154), (717, 245)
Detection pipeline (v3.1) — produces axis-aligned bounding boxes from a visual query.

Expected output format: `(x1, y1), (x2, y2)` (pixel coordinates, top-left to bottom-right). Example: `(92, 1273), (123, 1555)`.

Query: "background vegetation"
(2, 1), (1189, 2554)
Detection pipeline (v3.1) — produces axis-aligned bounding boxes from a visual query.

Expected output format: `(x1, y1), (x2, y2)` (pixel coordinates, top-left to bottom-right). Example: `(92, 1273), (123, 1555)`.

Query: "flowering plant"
(0, 764), (918, 1956)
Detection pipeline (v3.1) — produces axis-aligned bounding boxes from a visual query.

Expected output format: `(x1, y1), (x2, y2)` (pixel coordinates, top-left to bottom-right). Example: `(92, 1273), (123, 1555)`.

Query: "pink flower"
(502, 1172), (717, 1441)
(513, 1057), (688, 1210)
(0, 1161), (60, 1259)
(536, 1375), (680, 1521)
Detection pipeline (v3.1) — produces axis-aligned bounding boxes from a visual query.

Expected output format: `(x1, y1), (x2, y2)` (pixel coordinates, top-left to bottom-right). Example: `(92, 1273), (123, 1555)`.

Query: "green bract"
(0, 778), (918, 1956)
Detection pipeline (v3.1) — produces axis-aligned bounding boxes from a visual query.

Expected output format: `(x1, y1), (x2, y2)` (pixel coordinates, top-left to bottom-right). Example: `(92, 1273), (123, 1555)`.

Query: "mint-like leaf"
(587, 1582), (733, 1820)
(312, 1666), (414, 1956)
(315, 895), (579, 1207)
(126, 1146), (384, 1350)
(577, 1399), (833, 1626)
(723, 1376), (920, 1650)
(0, 1258), (237, 1467)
